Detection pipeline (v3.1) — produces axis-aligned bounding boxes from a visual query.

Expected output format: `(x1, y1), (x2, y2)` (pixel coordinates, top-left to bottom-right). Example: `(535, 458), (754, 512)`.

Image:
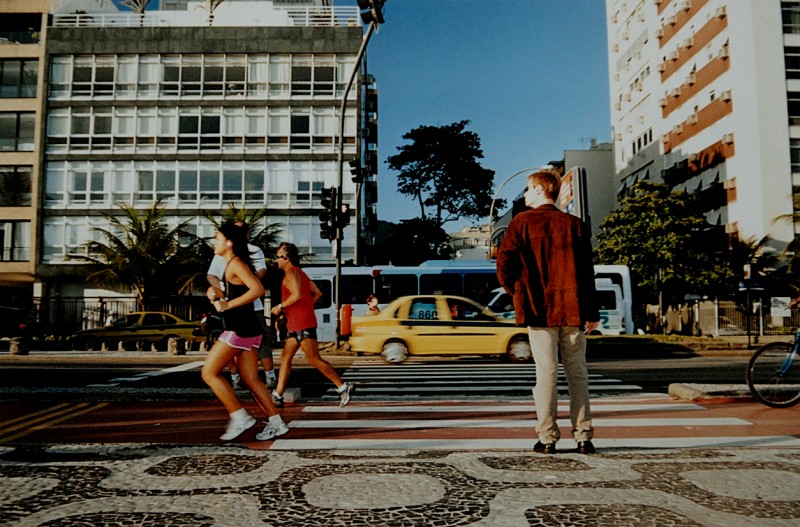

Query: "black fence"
(33, 295), (214, 338)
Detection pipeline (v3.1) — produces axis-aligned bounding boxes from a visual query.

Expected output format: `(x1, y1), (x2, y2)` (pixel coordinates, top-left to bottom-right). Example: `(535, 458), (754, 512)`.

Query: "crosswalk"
(272, 398), (800, 450)
(320, 360), (645, 402)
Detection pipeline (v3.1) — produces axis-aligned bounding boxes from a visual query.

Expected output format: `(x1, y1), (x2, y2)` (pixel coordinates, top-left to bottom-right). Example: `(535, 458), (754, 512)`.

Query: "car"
(0, 306), (44, 349)
(347, 294), (532, 363)
(69, 311), (204, 351)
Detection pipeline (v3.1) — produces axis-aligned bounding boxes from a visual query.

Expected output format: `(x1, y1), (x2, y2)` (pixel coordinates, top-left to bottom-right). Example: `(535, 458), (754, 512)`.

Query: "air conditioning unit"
(623, 31), (630, 40)
(723, 132), (734, 144)
(635, 81), (643, 91)
(669, 87), (681, 98)
(682, 37), (694, 49)
(612, 43), (619, 52)
(616, 133), (624, 141)
(624, 93), (632, 102)
(635, 51), (642, 60)
(668, 50), (680, 61)
(659, 97), (668, 107)
(638, 12), (645, 22)
(721, 89), (732, 102)
(714, 5), (727, 19)
(667, 15), (677, 25)
(688, 153), (699, 163)
(686, 72), (696, 85)
(627, 124), (634, 133)
(611, 13), (618, 23)
(656, 28), (664, 39)
(719, 46), (730, 59)
(637, 115), (645, 124)
(680, 0), (691, 11)
(687, 113), (698, 125)
(615, 101), (622, 110)
(657, 62), (667, 72)
(673, 124), (684, 135)
(661, 134), (670, 144)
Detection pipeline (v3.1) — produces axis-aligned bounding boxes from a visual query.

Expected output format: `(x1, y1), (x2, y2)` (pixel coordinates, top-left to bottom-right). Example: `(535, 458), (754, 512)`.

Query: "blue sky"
(358, 0), (612, 228)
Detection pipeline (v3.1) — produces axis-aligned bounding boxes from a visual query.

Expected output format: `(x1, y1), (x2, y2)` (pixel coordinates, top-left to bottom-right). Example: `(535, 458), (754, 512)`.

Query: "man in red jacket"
(496, 169), (600, 455)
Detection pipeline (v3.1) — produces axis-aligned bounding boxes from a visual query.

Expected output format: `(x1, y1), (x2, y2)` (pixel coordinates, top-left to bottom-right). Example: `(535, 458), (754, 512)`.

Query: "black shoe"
(533, 441), (556, 454)
(576, 440), (596, 454)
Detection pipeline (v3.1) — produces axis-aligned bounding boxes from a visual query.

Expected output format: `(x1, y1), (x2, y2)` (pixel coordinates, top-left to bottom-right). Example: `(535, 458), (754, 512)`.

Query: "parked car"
(347, 294), (532, 363)
(0, 306), (44, 349)
(69, 311), (204, 351)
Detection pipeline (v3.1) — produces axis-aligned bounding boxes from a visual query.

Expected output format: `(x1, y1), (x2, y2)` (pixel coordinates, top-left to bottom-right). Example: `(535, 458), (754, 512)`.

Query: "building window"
(0, 221), (30, 261)
(0, 166), (32, 206)
(788, 92), (800, 126)
(0, 14), (41, 44)
(791, 139), (800, 173)
(783, 2), (800, 34)
(786, 47), (800, 79)
(0, 60), (38, 98)
(0, 112), (35, 151)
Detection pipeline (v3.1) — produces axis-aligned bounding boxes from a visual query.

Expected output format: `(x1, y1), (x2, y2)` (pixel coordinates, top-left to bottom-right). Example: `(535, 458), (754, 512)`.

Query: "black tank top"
(222, 280), (261, 338)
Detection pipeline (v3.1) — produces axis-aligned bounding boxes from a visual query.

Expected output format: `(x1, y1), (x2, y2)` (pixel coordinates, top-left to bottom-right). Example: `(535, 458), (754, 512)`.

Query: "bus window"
(339, 275), (373, 306)
(596, 289), (618, 311)
(377, 273), (418, 301)
(420, 273), (461, 296)
(464, 273), (501, 305)
(313, 278), (332, 309)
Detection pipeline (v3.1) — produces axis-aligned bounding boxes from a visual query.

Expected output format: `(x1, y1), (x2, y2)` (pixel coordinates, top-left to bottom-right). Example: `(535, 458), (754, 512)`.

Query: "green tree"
(76, 202), (209, 306)
(373, 218), (453, 266)
(595, 181), (725, 307)
(771, 195), (800, 294)
(387, 120), (499, 232)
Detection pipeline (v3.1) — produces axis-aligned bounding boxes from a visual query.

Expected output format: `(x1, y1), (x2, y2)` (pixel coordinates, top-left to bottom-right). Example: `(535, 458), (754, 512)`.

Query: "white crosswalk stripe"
(271, 398), (800, 451)
(321, 360), (646, 401)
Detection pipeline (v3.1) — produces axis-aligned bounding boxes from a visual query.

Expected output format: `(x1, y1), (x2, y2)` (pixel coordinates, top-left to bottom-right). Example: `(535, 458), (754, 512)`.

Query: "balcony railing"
(52, 6), (361, 28)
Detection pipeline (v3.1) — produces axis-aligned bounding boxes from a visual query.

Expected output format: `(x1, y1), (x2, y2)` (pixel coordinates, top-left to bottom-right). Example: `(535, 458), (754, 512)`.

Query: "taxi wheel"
(507, 337), (532, 362)
(381, 340), (408, 364)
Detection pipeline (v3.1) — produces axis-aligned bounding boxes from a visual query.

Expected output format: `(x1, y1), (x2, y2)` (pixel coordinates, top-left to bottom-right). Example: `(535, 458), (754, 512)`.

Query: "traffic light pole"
(334, 20), (377, 346)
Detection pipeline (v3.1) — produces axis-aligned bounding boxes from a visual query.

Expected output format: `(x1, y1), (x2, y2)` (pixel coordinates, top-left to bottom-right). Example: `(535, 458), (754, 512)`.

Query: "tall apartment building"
(0, 1), (50, 304)
(607, 0), (795, 251)
(0, 0), (378, 301)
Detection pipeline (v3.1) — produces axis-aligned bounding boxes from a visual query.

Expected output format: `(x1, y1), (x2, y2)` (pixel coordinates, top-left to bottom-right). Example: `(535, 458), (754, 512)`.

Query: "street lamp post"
(333, 3), (384, 345)
(487, 167), (540, 256)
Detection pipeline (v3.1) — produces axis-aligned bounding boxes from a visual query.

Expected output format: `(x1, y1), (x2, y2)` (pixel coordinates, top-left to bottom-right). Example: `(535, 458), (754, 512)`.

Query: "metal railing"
(51, 6), (360, 28)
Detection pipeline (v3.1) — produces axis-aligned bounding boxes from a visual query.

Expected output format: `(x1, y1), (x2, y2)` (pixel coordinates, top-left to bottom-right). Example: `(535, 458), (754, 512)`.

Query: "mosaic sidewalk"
(1, 444), (799, 526)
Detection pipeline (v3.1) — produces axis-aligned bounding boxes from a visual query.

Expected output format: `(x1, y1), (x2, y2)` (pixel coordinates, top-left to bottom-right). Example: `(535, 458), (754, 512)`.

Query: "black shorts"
(286, 327), (317, 343)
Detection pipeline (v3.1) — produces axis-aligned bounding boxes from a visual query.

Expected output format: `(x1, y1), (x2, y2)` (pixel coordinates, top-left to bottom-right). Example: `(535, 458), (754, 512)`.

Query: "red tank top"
(281, 267), (317, 331)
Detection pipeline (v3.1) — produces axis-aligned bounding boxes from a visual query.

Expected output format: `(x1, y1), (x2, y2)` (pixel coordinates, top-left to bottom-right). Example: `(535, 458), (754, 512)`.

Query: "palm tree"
(203, 204), (283, 262)
(76, 202), (210, 307)
(118, 0), (152, 13)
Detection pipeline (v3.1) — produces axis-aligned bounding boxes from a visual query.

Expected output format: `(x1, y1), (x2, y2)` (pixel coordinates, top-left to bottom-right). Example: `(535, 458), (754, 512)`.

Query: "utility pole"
(333, 0), (385, 345)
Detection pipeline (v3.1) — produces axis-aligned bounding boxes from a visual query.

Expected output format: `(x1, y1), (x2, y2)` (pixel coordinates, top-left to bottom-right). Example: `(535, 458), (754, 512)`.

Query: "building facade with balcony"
(607, 0), (795, 248)
(0, 0), (378, 300)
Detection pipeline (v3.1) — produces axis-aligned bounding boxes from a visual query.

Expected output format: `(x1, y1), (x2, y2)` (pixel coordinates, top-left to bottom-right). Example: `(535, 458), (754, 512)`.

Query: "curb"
(668, 383), (753, 402)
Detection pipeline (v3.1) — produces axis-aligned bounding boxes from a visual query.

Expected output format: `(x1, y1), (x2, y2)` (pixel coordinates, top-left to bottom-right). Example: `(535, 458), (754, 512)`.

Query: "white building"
(8, 0), (378, 297)
(606, 0), (796, 247)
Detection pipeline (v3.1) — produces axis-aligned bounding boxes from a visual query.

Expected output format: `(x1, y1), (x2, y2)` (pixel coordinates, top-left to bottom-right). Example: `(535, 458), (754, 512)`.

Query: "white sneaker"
(231, 373), (242, 390)
(256, 417), (289, 441)
(338, 382), (354, 407)
(220, 413), (256, 441)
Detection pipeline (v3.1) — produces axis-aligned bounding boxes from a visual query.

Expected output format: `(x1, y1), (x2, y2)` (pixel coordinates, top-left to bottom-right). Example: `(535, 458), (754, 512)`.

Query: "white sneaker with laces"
(338, 382), (354, 407)
(220, 413), (256, 441)
(256, 416), (289, 441)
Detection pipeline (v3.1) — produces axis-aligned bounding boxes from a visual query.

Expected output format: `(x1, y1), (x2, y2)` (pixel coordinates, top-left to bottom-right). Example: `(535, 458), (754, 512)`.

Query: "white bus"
(302, 261), (634, 341)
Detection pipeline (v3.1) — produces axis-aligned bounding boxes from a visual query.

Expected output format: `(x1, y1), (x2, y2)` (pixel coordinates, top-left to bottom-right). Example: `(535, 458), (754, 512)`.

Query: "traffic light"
(348, 159), (365, 184)
(338, 203), (352, 228)
(319, 186), (338, 241)
(357, 0), (385, 25)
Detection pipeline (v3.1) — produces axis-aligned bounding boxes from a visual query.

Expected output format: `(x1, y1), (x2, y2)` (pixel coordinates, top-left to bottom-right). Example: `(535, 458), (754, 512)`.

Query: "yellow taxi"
(348, 295), (532, 363)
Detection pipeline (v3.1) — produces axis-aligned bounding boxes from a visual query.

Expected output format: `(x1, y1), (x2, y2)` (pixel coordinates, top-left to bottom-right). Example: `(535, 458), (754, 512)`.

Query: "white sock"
(265, 370), (276, 380)
(337, 383), (348, 393)
(268, 414), (283, 425)
(230, 408), (249, 421)
(231, 373), (240, 381)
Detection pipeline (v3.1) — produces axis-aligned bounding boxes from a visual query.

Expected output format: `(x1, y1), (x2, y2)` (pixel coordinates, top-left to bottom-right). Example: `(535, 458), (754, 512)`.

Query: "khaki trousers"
(528, 326), (593, 443)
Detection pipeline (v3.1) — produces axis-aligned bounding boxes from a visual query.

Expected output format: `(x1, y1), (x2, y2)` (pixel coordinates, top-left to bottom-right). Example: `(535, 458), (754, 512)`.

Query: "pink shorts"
(218, 330), (262, 351)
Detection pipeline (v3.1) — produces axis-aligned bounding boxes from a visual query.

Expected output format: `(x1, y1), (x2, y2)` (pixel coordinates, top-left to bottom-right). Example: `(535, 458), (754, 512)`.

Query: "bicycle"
(746, 328), (800, 408)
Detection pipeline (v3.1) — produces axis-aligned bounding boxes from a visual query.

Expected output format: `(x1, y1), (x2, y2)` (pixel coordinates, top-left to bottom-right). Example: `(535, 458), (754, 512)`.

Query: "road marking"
(303, 403), (705, 413)
(0, 402), (109, 443)
(109, 360), (205, 383)
(0, 402), (73, 427)
(271, 436), (800, 450)
(289, 417), (750, 429)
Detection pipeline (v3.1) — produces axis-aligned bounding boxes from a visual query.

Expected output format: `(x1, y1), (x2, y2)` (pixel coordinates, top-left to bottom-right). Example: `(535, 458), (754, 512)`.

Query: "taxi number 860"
(416, 310), (438, 320)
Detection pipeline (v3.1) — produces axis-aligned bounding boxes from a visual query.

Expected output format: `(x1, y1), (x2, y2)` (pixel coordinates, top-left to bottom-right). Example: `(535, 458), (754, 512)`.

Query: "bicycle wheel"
(746, 342), (800, 408)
